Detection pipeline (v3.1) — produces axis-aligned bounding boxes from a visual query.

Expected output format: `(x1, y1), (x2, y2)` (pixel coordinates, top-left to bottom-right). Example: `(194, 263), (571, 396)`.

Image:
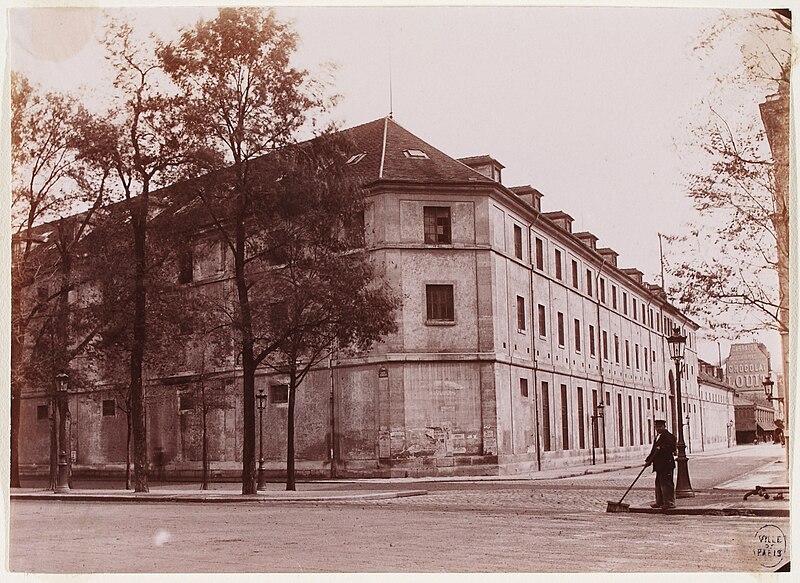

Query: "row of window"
(538, 382), (662, 451)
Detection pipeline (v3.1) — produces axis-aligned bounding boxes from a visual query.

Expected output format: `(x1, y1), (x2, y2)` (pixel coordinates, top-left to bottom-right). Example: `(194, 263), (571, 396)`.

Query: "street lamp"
(256, 388), (267, 491)
(685, 414), (691, 454)
(590, 401), (606, 464)
(667, 327), (694, 498)
(727, 420), (734, 448)
(54, 372), (70, 493)
(763, 377), (783, 403)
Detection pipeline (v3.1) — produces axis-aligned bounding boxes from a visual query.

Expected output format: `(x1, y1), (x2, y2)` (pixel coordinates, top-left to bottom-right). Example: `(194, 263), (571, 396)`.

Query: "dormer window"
(346, 152), (366, 165)
(404, 149), (429, 159)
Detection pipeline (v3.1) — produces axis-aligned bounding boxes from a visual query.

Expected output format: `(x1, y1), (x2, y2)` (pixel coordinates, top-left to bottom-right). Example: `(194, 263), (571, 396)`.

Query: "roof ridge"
(379, 116), (389, 179)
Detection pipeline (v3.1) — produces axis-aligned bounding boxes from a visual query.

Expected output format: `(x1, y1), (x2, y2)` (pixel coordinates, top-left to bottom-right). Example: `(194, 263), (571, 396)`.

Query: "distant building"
(725, 342), (771, 395)
(734, 396), (777, 444)
(690, 360), (736, 451)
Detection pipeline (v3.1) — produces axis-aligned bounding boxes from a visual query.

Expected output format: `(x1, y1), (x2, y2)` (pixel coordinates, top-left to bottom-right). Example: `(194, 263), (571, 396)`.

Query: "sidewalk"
(10, 446), (788, 516)
(625, 458), (789, 517)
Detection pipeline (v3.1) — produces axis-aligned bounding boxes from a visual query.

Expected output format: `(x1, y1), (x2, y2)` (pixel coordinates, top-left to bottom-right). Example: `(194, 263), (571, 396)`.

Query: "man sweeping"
(645, 419), (677, 510)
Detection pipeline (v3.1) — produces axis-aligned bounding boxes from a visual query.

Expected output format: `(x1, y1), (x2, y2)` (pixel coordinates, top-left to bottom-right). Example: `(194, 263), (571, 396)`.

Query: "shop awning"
(757, 421), (777, 432)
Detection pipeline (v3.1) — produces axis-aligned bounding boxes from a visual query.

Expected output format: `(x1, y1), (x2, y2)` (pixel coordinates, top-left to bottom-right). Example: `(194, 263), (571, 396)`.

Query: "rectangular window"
(648, 418), (653, 443)
(612, 285), (618, 309)
(639, 397), (644, 445)
(614, 334), (620, 363)
(520, 378), (529, 398)
(625, 340), (630, 367)
(589, 324), (596, 357)
(600, 278), (606, 303)
(37, 404), (49, 420)
(623, 292), (628, 315)
(602, 330), (608, 360)
(632, 298), (637, 320)
(426, 284), (454, 322)
(516, 296), (526, 331)
(635, 344), (640, 369)
(656, 315), (660, 332)
(571, 260), (579, 289)
(586, 270), (593, 297)
(628, 395), (635, 445)
(617, 393), (624, 445)
(644, 350), (649, 372)
(102, 399), (116, 417)
(179, 394), (194, 411)
(538, 304), (547, 337)
(423, 206), (451, 244)
(557, 312), (565, 347)
(178, 246), (193, 284)
(555, 249), (563, 280)
(271, 384), (289, 404)
(592, 389), (599, 446)
(513, 224), (523, 259)
(535, 237), (544, 270)
(577, 386), (585, 449)
(542, 382), (551, 451)
(561, 384), (569, 450)
(574, 319), (582, 352)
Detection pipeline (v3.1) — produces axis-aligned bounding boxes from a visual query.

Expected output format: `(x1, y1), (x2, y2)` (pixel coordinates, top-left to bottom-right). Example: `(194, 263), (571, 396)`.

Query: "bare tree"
(667, 10), (790, 380)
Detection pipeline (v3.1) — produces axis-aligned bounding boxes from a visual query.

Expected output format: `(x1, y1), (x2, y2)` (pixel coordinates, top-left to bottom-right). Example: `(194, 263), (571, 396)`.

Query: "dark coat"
(645, 429), (677, 473)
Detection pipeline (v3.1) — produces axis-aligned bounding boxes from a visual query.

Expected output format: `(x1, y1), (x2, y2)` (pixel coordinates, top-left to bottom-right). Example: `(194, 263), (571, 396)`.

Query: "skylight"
(403, 149), (429, 159)
(346, 152), (367, 165)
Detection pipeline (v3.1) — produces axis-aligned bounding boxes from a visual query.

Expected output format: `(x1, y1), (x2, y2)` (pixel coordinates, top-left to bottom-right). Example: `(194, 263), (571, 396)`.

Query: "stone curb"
(10, 489), (427, 504)
(625, 507), (789, 517)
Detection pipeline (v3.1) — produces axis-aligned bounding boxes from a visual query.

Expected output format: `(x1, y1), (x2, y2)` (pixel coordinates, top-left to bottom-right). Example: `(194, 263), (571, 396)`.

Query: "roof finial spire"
(388, 30), (393, 119)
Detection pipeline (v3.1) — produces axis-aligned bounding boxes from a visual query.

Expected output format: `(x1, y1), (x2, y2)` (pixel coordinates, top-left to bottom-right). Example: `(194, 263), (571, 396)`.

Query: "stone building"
(16, 117), (700, 479)
(734, 396), (777, 445)
(726, 342), (772, 396)
(689, 360), (736, 451)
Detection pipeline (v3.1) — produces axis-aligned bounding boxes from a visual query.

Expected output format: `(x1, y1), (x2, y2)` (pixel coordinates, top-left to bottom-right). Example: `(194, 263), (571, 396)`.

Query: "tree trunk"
(10, 282), (24, 488)
(49, 396), (57, 490)
(202, 384), (209, 491)
(235, 215), (257, 495)
(286, 358), (297, 491)
(126, 409), (132, 490)
(129, 202), (150, 493)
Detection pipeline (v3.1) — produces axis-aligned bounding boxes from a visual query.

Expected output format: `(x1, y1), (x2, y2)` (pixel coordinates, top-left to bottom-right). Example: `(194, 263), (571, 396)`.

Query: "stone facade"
(16, 117), (701, 479)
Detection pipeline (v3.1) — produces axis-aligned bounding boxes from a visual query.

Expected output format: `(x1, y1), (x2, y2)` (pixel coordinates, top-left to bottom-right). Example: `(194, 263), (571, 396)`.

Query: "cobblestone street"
(8, 444), (790, 573)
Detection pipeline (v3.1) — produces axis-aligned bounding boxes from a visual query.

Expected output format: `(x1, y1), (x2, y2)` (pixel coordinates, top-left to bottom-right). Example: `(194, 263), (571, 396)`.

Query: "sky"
(4, 1), (793, 372)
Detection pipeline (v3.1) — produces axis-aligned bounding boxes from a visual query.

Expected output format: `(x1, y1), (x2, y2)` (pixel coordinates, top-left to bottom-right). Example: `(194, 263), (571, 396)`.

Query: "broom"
(606, 464), (648, 512)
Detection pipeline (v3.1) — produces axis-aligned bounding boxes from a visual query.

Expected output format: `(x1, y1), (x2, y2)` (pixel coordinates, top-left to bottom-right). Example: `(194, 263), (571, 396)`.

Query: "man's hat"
(654, 419), (667, 426)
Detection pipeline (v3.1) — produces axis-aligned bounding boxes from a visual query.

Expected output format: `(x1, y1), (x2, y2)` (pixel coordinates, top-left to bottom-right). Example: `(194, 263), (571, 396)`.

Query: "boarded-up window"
(561, 384), (569, 450)
(102, 399), (116, 417)
(541, 382), (551, 451)
(271, 384), (289, 404)
(426, 285), (454, 322)
(577, 387), (585, 449)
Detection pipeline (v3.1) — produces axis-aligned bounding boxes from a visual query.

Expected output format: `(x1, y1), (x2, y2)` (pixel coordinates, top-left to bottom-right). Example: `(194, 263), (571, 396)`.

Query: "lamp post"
(685, 414), (691, 453)
(590, 401), (606, 464)
(256, 388), (267, 492)
(763, 377), (783, 445)
(727, 420), (734, 448)
(54, 372), (70, 493)
(667, 327), (694, 498)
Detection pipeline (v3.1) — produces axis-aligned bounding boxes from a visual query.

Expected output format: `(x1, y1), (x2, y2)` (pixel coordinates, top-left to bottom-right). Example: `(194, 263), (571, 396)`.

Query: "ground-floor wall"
(17, 358), (734, 480)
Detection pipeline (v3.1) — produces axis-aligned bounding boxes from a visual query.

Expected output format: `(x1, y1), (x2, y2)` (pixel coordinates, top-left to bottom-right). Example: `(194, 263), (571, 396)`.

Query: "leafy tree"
(10, 73), (109, 487)
(667, 10), (790, 378)
(261, 141), (399, 490)
(74, 17), (212, 492)
(158, 7), (332, 494)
